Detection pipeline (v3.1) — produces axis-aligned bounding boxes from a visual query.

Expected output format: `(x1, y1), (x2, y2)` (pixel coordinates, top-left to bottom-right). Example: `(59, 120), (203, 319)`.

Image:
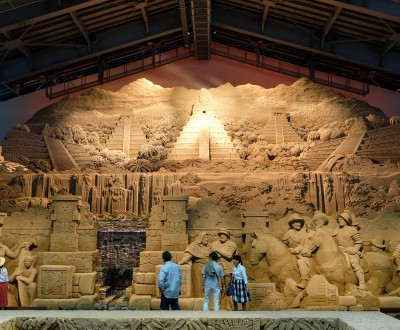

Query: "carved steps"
(169, 111), (237, 160)
(356, 125), (400, 163)
(106, 116), (147, 158)
(317, 132), (365, 171)
(2, 130), (52, 164)
(263, 112), (302, 144)
(301, 137), (345, 170)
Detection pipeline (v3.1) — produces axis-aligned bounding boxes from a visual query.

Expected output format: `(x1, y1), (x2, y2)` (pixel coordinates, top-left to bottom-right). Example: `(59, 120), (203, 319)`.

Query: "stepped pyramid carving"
(168, 89), (238, 161)
(106, 115), (147, 158)
(263, 108), (303, 143)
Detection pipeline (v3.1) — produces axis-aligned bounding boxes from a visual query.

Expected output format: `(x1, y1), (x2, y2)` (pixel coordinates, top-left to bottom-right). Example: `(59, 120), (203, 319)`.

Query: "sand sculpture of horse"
(302, 228), (394, 295)
(250, 232), (300, 292)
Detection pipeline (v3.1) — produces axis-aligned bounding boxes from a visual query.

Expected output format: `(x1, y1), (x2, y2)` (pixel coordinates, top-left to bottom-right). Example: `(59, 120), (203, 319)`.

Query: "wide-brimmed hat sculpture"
(287, 213), (305, 229)
(218, 228), (230, 238)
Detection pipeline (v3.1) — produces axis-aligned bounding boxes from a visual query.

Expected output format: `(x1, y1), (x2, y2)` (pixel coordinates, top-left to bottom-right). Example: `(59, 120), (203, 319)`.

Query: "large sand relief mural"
(0, 77), (400, 311)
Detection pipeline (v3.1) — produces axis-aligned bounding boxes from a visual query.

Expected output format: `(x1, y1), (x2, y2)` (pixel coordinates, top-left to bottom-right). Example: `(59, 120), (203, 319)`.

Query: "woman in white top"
(0, 257), (8, 310)
(231, 255), (251, 311)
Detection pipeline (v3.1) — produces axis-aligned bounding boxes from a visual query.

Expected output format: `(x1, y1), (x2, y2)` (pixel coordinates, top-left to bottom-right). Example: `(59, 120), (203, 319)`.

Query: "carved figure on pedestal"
(302, 227), (393, 295)
(250, 232), (300, 292)
(178, 231), (211, 297)
(9, 255), (37, 307)
(334, 211), (366, 290)
(282, 214), (310, 289)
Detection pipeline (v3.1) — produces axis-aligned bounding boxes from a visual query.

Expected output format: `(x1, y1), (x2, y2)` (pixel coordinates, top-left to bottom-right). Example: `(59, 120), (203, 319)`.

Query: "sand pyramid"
(168, 89), (238, 161)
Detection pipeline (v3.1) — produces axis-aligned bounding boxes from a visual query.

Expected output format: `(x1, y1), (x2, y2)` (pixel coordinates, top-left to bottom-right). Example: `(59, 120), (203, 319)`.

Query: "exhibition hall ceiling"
(0, 0), (400, 101)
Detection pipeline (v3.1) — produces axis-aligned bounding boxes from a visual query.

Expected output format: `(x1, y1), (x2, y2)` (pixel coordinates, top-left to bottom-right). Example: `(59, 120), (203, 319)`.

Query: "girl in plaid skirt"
(231, 255), (251, 311)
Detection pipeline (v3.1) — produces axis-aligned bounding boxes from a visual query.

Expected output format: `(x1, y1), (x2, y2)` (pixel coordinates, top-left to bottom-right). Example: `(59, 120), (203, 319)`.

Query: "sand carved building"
(0, 78), (400, 311)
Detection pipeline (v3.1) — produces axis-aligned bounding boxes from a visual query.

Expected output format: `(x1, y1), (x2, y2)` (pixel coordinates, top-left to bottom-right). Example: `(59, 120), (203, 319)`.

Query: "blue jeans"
(203, 286), (220, 311)
(160, 293), (180, 310)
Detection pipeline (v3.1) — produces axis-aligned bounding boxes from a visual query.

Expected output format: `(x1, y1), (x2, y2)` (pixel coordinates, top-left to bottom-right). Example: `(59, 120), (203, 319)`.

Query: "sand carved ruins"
(0, 78), (400, 311)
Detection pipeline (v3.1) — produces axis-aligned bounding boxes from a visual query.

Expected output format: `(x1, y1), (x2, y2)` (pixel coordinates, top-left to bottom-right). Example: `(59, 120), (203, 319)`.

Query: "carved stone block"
(305, 275), (339, 309)
(129, 294), (151, 310)
(50, 233), (79, 252)
(155, 264), (191, 298)
(40, 251), (98, 273)
(150, 298), (161, 310)
(178, 298), (195, 310)
(78, 272), (97, 295)
(134, 283), (156, 296)
(162, 196), (188, 234)
(161, 233), (188, 251)
(248, 283), (281, 310)
(139, 251), (183, 272)
(193, 298), (204, 310)
(77, 228), (97, 251)
(37, 265), (75, 299)
(145, 229), (162, 251)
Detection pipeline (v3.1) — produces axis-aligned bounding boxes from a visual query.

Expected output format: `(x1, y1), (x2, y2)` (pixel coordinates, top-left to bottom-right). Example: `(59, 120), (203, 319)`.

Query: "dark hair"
(162, 251), (172, 261)
(209, 252), (219, 261)
(233, 255), (242, 264)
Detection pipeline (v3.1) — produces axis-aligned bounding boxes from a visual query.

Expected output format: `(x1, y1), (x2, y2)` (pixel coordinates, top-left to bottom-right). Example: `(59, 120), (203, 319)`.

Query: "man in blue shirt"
(158, 251), (182, 310)
(201, 252), (225, 311)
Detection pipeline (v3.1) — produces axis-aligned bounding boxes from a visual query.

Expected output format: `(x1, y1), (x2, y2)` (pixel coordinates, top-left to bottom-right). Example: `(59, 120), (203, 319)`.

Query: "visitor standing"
(202, 252), (224, 311)
(231, 255), (251, 311)
(158, 251), (182, 310)
(0, 257), (8, 310)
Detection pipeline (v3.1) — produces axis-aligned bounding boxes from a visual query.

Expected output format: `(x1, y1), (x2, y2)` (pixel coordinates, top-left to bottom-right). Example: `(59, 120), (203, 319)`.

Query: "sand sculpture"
(0, 78), (400, 311)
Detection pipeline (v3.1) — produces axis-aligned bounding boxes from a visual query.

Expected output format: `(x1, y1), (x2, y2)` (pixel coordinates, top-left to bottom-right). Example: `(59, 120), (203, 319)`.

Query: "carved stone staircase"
(356, 124), (400, 164)
(2, 130), (52, 165)
(263, 111), (303, 144)
(106, 116), (147, 159)
(168, 111), (237, 161)
(168, 89), (237, 161)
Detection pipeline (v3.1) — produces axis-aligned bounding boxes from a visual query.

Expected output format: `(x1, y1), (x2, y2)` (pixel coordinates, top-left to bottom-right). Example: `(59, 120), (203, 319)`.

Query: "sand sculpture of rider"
(282, 213), (310, 289)
(334, 210), (366, 290)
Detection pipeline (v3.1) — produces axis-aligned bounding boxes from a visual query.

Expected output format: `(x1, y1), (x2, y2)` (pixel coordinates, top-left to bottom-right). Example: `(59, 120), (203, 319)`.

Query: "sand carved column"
(34, 195), (99, 309)
(50, 195), (79, 252)
(161, 196), (189, 251)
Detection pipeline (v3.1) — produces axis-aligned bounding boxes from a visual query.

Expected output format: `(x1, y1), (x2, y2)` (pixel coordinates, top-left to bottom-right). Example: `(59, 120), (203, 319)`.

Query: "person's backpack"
(205, 261), (216, 277)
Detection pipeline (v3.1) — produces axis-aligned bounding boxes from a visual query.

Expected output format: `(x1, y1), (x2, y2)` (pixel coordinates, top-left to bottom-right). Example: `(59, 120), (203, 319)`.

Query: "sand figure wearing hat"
(211, 229), (237, 310)
(179, 232), (211, 297)
(211, 229), (237, 275)
(311, 211), (333, 236)
(334, 210), (366, 290)
(371, 235), (388, 253)
(282, 213), (310, 289)
(0, 257), (8, 309)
